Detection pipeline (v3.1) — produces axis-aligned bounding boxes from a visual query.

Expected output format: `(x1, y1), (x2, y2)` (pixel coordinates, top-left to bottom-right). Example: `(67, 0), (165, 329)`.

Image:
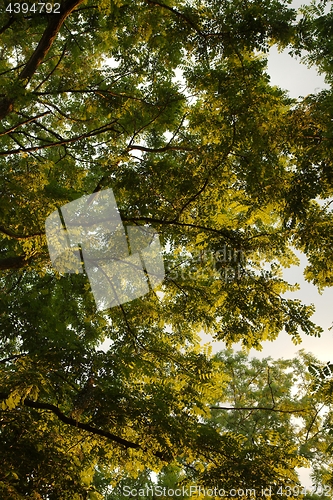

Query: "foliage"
(1, 0), (333, 497)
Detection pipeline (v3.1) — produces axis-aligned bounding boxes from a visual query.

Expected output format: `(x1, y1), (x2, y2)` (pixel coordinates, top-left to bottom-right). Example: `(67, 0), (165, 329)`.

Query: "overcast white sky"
(265, 3), (332, 487)
(252, 0), (332, 363)
(200, 0), (333, 366)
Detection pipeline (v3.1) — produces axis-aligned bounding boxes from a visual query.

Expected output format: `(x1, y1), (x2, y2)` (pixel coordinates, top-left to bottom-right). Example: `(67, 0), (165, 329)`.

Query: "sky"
(262, 0), (333, 363)
(255, 8), (333, 362)
(199, 0), (333, 365)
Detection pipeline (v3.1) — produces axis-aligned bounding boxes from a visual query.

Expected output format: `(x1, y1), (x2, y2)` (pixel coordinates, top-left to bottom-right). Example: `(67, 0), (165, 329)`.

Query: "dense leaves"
(1, 0), (333, 497)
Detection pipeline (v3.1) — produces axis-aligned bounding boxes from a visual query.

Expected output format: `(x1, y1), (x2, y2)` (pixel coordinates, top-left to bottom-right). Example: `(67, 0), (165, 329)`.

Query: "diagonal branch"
(170, 119), (237, 222)
(0, 353), (28, 364)
(0, 121), (120, 156)
(19, 0), (85, 82)
(172, 178), (209, 222)
(0, 0), (85, 120)
(0, 16), (16, 35)
(0, 392), (165, 459)
(145, 0), (205, 38)
(304, 403), (326, 443)
(0, 112), (50, 137)
(34, 43), (68, 92)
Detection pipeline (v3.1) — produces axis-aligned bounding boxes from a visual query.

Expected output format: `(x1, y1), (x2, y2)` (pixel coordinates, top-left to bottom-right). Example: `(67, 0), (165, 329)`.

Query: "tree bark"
(19, 0), (86, 82)
(0, 0), (85, 121)
(0, 255), (38, 271)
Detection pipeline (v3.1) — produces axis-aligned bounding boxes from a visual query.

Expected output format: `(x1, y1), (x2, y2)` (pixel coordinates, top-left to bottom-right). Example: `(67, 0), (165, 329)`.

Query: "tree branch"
(0, 353), (27, 364)
(304, 403), (325, 443)
(0, 255), (33, 271)
(0, 121), (120, 156)
(0, 16), (16, 36)
(0, 226), (44, 240)
(121, 215), (238, 241)
(145, 0), (205, 38)
(19, 0), (85, 82)
(0, 392), (166, 460)
(210, 405), (308, 413)
(33, 43), (68, 92)
(0, 112), (50, 137)
(0, 0), (85, 120)
(2, 273), (24, 294)
(172, 178), (209, 222)
(127, 144), (193, 153)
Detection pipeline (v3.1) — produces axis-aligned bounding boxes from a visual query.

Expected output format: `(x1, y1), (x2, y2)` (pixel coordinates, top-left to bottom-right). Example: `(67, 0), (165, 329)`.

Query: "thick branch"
(26, 399), (142, 449)
(0, 255), (32, 271)
(19, 0), (85, 82)
(0, 97), (14, 120)
(0, 16), (16, 35)
(0, 0), (85, 120)
(0, 226), (44, 240)
(0, 392), (165, 459)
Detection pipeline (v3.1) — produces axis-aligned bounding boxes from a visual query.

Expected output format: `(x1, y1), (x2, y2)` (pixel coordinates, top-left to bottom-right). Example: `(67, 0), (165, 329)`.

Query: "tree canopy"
(1, 0), (333, 498)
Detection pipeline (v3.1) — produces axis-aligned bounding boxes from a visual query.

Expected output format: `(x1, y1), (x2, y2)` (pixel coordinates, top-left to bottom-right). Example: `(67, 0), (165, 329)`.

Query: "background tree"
(100, 351), (333, 500)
